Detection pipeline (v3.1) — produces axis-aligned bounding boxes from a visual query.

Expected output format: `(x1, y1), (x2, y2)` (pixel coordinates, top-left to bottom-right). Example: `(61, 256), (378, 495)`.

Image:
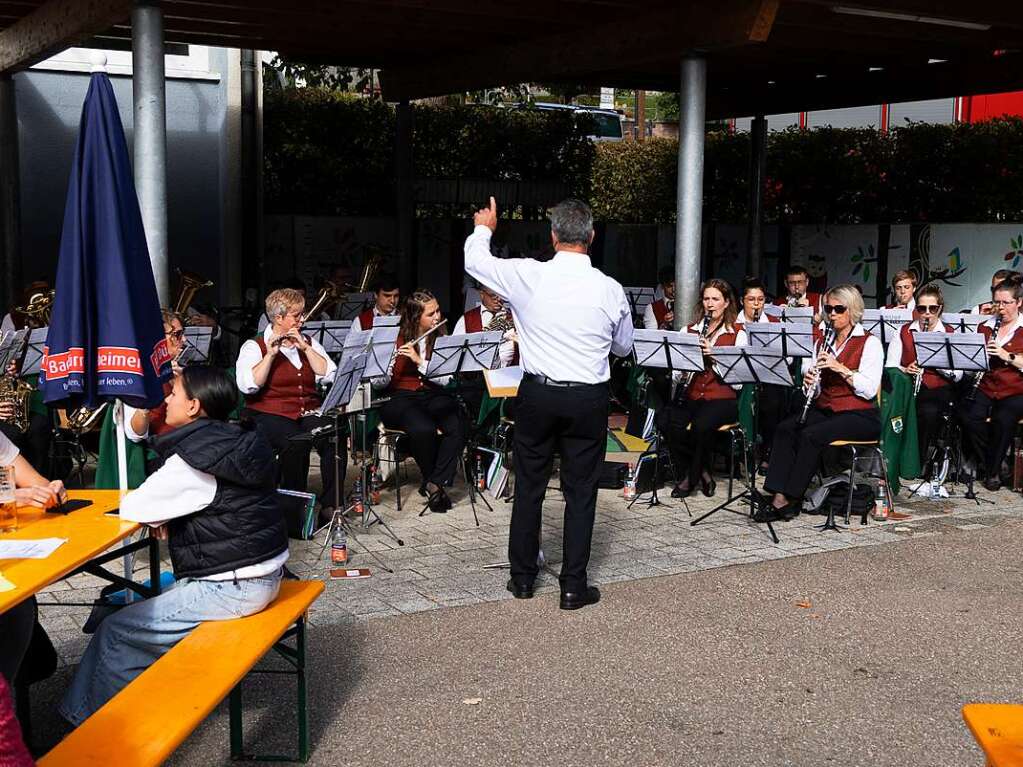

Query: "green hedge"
(265, 88), (1023, 223)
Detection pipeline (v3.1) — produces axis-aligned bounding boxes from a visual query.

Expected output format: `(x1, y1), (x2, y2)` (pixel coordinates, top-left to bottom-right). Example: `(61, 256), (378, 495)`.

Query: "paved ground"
(21, 465), (1023, 765)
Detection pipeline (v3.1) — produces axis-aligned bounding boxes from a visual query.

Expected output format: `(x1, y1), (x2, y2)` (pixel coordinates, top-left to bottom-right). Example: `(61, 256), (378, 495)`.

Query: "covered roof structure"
(0, 1), (1021, 117)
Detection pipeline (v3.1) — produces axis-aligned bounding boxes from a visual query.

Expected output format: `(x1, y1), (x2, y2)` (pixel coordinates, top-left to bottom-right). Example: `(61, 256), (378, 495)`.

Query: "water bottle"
(369, 465), (382, 505)
(929, 470), (941, 499)
(476, 453), (486, 491)
(871, 480), (889, 521)
(623, 463), (636, 500)
(330, 525), (348, 566)
(352, 479), (365, 517)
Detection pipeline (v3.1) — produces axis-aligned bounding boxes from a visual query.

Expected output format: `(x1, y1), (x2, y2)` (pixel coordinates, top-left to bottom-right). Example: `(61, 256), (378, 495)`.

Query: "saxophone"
(0, 331), (32, 433)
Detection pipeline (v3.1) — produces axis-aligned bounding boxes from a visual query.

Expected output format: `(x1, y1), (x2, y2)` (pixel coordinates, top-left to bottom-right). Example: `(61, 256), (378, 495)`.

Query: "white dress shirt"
(122, 453), (289, 581)
(236, 324), (336, 395)
(884, 320), (962, 382)
(0, 430), (19, 464)
(352, 307), (396, 333)
(463, 226), (633, 384)
(452, 306), (517, 367)
(642, 302), (658, 330)
(800, 323), (883, 401)
(983, 314), (1023, 346)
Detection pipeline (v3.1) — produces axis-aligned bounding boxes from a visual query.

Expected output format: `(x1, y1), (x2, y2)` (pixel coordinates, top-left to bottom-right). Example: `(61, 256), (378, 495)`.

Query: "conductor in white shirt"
(465, 198), (634, 611)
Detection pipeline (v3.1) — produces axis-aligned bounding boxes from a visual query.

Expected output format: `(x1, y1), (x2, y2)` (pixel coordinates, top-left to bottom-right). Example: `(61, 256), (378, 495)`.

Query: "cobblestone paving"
(33, 467), (1023, 668)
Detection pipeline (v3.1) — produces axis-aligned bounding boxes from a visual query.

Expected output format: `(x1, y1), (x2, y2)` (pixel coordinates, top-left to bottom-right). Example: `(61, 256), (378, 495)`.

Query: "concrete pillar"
(747, 114), (767, 277)
(395, 99), (415, 292)
(240, 49), (262, 303)
(132, 2), (170, 305)
(674, 57), (706, 328)
(0, 74), (21, 309)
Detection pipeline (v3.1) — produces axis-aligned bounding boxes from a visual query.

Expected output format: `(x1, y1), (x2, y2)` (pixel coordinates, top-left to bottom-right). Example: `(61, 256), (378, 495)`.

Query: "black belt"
(524, 373), (598, 388)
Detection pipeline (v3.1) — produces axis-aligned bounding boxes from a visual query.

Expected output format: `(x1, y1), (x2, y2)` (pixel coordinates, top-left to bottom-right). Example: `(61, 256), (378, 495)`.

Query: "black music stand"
(914, 331), (991, 504)
(302, 320), (351, 357)
(630, 329), (704, 509)
(179, 326), (213, 365)
(336, 292), (374, 321)
(746, 322), (816, 359)
(941, 312), (986, 334)
(0, 329), (28, 371)
(425, 331), (504, 525)
(763, 305), (814, 324)
(689, 347), (791, 543)
(862, 309), (912, 347)
(624, 287), (657, 324)
(19, 328), (48, 376)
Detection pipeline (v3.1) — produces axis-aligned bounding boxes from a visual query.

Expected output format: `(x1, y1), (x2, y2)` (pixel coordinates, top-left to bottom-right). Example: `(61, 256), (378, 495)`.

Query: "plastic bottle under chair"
(871, 479), (890, 521)
(370, 465), (382, 505)
(330, 525), (348, 566)
(623, 463), (636, 500)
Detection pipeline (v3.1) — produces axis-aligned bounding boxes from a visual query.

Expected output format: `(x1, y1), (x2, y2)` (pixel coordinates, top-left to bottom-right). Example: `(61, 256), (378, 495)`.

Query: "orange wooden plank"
(963, 704), (1023, 767)
(39, 580), (324, 767)
(0, 490), (134, 612)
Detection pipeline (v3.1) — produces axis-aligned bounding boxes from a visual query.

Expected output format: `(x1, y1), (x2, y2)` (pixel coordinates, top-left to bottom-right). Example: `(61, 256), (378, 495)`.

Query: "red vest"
(149, 380), (175, 436)
(814, 331), (875, 412)
(387, 334), (427, 393)
(244, 339), (322, 419)
(898, 323), (952, 391)
(980, 323), (1023, 400)
(651, 299), (670, 328)
(463, 307), (483, 333)
(357, 308), (376, 330)
(686, 323), (739, 402)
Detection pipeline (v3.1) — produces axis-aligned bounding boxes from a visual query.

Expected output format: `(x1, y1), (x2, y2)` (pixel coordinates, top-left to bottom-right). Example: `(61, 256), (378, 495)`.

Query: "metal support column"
(674, 57), (706, 328)
(747, 114), (767, 277)
(240, 49), (262, 304)
(395, 99), (415, 292)
(0, 74), (22, 308)
(132, 2), (169, 304)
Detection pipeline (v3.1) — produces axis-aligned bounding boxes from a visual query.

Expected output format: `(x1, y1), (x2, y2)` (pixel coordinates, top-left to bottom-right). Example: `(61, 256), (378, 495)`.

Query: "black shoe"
(752, 503), (781, 523)
(779, 502), (801, 521)
(560, 586), (601, 611)
(700, 476), (716, 498)
(507, 579), (534, 599)
(427, 490), (449, 513)
(282, 565), (300, 581)
(983, 477), (1002, 492)
(671, 483), (691, 499)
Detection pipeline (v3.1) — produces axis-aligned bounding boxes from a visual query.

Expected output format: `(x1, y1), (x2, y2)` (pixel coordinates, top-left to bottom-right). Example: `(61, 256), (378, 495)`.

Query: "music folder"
(712, 346), (793, 387)
(914, 331), (988, 372)
(746, 322), (815, 358)
(632, 329), (704, 374)
(426, 331), (503, 378)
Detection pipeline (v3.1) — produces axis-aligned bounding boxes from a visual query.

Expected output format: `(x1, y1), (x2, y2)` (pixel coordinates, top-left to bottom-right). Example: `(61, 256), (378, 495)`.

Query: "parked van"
(519, 102), (625, 142)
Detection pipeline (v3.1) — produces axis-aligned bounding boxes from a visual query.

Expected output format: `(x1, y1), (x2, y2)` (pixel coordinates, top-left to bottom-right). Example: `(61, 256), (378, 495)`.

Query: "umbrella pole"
(113, 399), (135, 603)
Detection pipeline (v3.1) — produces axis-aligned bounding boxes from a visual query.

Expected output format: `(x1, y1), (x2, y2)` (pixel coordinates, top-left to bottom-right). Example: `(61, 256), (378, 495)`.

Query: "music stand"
(764, 305), (815, 324)
(689, 347), (791, 543)
(303, 319), (351, 358)
(341, 325), (400, 378)
(20, 328), (48, 376)
(424, 331), (504, 525)
(179, 326), (213, 365)
(0, 329), (28, 372)
(629, 330), (705, 509)
(862, 309), (912, 346)
(941, 312), (986, 333)
(746, 322), (815, 359)
(624, 287), (657, 323)
(373, 315), (400, 327)
(336, 292), (374, 321)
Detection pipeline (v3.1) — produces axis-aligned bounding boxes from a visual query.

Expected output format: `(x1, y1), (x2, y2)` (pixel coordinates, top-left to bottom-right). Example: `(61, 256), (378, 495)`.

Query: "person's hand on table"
(47, 480), (67, 504)
(16, 484), (59, 509)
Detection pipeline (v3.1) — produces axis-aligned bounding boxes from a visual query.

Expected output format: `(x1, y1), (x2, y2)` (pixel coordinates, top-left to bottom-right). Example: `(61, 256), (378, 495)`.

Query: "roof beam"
(379, 0), (779, 101)
(0, 0), (133, 73)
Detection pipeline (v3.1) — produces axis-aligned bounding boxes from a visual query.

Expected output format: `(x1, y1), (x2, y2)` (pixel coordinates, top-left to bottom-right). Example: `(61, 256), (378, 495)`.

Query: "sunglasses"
(915, 305), (942, 315)
(822, 304), (847, 315)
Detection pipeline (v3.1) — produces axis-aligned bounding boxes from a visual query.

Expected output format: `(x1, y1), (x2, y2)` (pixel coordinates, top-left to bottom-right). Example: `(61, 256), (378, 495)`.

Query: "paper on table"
(0, 537), (68, 560)
(0, 572), (13, 592)
(484, 366), (524, 392)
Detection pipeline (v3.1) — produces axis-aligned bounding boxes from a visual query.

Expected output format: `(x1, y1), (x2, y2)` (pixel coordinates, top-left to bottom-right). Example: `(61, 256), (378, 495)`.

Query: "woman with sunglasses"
(758, 284), (883, 520)
(958, 278), (1023, 491)
(124, 309), (187, 446)
(655, 278), (746, 499)
(884, 285), (961, 465)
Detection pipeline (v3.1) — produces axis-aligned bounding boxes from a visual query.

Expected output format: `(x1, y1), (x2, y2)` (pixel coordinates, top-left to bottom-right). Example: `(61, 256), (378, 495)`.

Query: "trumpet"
(968, 314), (1002, 401)
(787, 294), (801, 308)
(799, 322), (837, 425)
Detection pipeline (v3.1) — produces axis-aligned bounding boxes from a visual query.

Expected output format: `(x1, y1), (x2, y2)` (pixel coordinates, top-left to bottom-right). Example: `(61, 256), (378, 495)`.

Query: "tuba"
(302, 279), (342, 323)
(356, 252), (383, 293)
(12, 289), (55, 329)
(66, 401), (109, 434)
(174, 270), (213, 317)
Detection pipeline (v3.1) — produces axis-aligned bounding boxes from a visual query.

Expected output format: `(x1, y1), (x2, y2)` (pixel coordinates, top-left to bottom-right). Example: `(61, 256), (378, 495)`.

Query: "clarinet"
(679, 316), (711, 394)
(968, 314), (1002, 401)
(798, 322), (837, 425)
(912, 317), (928, 397)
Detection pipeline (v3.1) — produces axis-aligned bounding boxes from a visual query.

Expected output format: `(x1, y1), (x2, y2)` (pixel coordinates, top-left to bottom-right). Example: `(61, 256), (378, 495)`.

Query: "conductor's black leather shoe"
(506, 579), (534, 599)
(560, 586), (600, 611)
(983, 477), (1002, 492)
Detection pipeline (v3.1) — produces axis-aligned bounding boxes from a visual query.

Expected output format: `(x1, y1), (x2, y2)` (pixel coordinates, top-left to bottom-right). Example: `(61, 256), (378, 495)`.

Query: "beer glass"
(0, 465), (16, 533)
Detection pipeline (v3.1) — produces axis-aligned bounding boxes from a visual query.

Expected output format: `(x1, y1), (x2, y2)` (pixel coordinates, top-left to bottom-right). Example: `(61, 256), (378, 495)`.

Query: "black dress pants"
(655, 398), (737, 486)
(916, 384), (954, 465)
(958, 391), (1023, 479)
(0, 597), (36, 684)
(379, 388), (465, 488)
(244, 409), (344, 508)
(756, 384), (788, 459)
(764, 407), (881, 500)
(509, 377), (608, 592)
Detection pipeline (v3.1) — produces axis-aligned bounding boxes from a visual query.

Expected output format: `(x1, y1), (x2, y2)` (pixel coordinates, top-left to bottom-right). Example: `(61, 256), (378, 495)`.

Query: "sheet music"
(712, 347), (793, 387)
(624, 287), (657, 318)
(764, 305), (814, 324)
(0, 329), (28, 372)
(336, 292), (374, 321)
(746, 322), (815, 358)
(303, 320), (351, 353)
(318, 352), (368, 414)
(426, 332), (503, 378)
(941, 312), (986, 332)
(179, 326), (213, 365)
(631, 329), (703, 372)
(341, 325), (399, 379)
(20, 328), (49, 376)
(914, 331), (988, 372)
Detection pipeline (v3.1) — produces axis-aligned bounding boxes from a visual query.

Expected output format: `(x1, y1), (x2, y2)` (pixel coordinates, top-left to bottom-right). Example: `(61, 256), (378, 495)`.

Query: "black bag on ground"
(598, 461), (626, 489)
(824, 483), (874, 519)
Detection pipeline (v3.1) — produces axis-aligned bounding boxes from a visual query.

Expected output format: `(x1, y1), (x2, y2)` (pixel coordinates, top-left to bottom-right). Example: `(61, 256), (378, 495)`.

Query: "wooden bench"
(962, 704), (1023, 766)
(39, 579), (324, 766)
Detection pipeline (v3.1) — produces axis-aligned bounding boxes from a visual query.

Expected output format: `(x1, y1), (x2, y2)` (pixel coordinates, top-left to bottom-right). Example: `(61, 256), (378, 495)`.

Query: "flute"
(408, 318), (447, 347)
(798, 322), (836, 425)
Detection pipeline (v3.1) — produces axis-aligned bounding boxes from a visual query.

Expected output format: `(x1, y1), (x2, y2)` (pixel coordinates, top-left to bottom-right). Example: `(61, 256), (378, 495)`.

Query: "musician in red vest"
(760, 284), (883, 521)
(655, 278), (746, 499)
(124, 309), (186, 446)
(377, 289), (465, 514)
(236, 288), (342, 511)
(643, 266), (676, 330)
(884, 269), (917, 310)
(353, 272), (401, 332)
(885, 284), (961, 464)
(737, 277), (786, 468)
(773, 265), (823, 315)
(958, 277), (1023, 491)
(452, 284), (519, 420)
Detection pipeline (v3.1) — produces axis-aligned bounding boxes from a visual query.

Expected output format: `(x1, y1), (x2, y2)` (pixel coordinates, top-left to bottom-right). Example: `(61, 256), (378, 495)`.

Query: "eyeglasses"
(992, 299), (1018, 307)
(915, 305), (942, 315)
(822, 304), (847, 315)
(165, 329), (185, 340)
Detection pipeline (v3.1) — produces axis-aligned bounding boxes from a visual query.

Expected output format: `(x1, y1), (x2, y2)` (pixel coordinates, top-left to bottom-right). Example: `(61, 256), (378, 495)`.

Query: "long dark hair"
(399, 289), (445, 357)
(180, 366), (238, 421)
(692, 278), (738, 330)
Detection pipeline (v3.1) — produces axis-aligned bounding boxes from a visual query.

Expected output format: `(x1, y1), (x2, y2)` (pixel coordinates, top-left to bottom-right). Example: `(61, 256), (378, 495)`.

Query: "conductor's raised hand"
(474, 197), (498, 232)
